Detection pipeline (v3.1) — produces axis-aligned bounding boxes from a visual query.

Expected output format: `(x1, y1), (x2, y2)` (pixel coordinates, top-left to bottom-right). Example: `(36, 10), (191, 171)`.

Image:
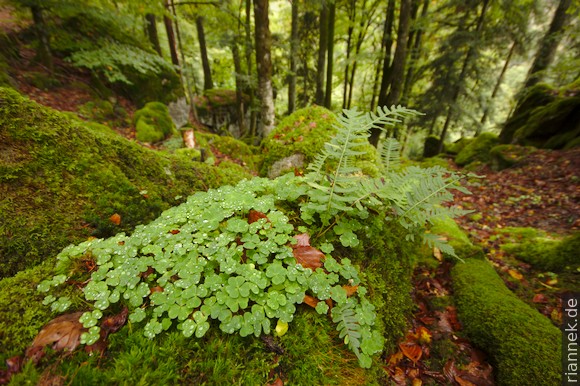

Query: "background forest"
(0, 0), (579, 385)
(2, 0), (578, 150)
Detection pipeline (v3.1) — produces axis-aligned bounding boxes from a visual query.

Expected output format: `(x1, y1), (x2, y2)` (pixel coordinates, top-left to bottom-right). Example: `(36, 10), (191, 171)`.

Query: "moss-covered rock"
(489, 144), (537, 171)
(0, 87), (252, 277)
(260, 106), (379, 178)
(260, 106), (337, 177)
(452, 259), (561, 385)
(499, 227), (580, 272)
(454, 133), (499, 166)
(0, 188), (416, 385)
(196, 132), (262, 173)
(501, 81), (580, 149)
(445, 137), (473, 155)
(133, 101), (175, 143)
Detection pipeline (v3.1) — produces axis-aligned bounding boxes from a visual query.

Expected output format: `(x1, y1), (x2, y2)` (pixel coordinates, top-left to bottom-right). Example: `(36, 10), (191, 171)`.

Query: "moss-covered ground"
(0, 87), (253, 277)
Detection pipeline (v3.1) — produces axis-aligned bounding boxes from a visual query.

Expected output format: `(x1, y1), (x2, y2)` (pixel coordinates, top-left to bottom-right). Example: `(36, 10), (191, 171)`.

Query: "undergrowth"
(39, 106), (470, 369)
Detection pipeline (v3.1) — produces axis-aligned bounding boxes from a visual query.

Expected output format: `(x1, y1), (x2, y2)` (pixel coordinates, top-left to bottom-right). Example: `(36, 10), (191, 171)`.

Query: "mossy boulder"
(501, 81), (580, 149)
(260, 106), (336, 177)
(0, 182), (417, 384)
(260, 106), (378, 178)
(454, 132), (499, 166)
(452, 259), (561, 385)
(489, 144), (537, 171)
(445, 137), (473, 155)
(0, 87), (252, 277)
(133, 101), (175, 143)
(499, 227), (580, 272)
(196, 132), (262, 173)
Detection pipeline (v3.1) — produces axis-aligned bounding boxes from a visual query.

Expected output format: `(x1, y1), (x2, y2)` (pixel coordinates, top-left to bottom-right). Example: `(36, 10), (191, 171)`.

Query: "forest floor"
(4, 35), (580, 384)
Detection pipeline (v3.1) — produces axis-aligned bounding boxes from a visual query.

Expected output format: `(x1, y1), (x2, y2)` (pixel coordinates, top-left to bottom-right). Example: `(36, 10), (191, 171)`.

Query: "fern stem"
(400, 175), (463, 220)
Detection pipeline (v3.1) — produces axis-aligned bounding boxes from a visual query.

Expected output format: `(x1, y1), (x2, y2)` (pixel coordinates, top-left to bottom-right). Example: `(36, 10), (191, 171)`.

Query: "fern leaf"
(380, 137), (401, 173)
(331, 300), (362, 359)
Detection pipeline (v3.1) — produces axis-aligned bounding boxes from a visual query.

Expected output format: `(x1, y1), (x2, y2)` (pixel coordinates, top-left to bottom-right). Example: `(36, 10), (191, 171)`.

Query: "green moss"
(429, 217), (485, 259)
(197, 132), (262, 173)
(500, 228), (580, 272)
(0, 87), (251, 277)
(260, 106), (378, 178)
(260, 106), (337, 177)
(416, 155), (450, 169)
(445, 137), (473, 155)
(133, 102), (175, 143)
(455, 133), (499, 166)
(452, 259), (561, 385)
(489, 144), (537, 171)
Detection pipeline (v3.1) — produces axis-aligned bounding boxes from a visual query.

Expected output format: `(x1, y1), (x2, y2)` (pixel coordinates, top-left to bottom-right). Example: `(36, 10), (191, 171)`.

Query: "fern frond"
(331, 300), (362, 359)
(380, 137), (401, 173)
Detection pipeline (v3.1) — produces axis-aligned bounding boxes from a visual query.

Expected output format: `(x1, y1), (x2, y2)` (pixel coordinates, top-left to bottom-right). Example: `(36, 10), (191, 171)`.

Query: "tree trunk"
(232, 41), (246, 137)
(324, 2), (335, 109)
(253, 0), (275, 137)
(401, 0), (429, 103)
(342, 0), (356, 109)
(437, 0), (490, 153)
(30, 5), (54, 74)
(315, 2), (328, 106)
(145, 14), (163, 56)
(287, 0), (298, 114)
(376, 0), (396, 109)
(479, 41), (516, 133)
(523, 0), (572, 89)
(245, 0), (257, 137)
(371, 0), (411, 146)
(163, 1), (180, 69)
(196, 16), (214, 90)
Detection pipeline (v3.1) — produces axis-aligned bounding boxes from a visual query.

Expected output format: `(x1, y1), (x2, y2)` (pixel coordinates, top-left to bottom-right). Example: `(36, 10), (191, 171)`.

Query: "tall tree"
(375, 0), (396, 109)
(371, 0), (412, 146)
(287, 0), (298, 114)
(163, 0), (180, 69)
(145, 13), (163, 56)
(401, 0), (429, 104)
(437, 0), (490, 152)
(30, 4), (54, 74)
(315, 1), (328, 105)
(478, 41), (517, 133)
(253, 0), (275, 136)
(523, 0), (573, 89)
(324, 1), (335, 109)
(196, 15), (214, 90)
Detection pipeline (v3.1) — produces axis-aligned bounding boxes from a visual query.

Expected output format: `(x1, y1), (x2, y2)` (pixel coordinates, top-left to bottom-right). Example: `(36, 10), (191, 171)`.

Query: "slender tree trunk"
(232, 41), (246, 137)
(376, 0), (396, 108)
(30, 5), (54, 74)
(324, 2), (335, 109)
(196, 16), (213, 90)
(245, 0), (257, 137)
(523, 0), (572, 89)
(145, 14), (163, 56)
(346, 0), (373, 109)
(170, 1), (196, 119)
(401, 0), (429, 103)
(163, 1), (180, 69)
(371, 0), (412, 146)
(342, 0), (356, 109)
(287, 0), (298, 114)
(478, 41), (516, 134)
(315, 2), (328, 105)
(437, 0), (490, 153)
(253, 0), (275, 137)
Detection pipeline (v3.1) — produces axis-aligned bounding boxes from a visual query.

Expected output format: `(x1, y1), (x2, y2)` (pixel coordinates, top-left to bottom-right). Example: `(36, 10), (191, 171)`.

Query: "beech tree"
(253, 0), (275, 136)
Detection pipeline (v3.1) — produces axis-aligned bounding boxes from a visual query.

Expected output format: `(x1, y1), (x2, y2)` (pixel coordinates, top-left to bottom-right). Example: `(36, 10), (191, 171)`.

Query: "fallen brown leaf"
(399, 342), (422, 365)
(109, 213), (121, 225)
(26, 312), (86, 361)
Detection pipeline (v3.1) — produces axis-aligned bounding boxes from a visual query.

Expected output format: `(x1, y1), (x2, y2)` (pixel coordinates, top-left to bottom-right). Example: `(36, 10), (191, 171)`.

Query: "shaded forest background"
(1, 0), (578, 153)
